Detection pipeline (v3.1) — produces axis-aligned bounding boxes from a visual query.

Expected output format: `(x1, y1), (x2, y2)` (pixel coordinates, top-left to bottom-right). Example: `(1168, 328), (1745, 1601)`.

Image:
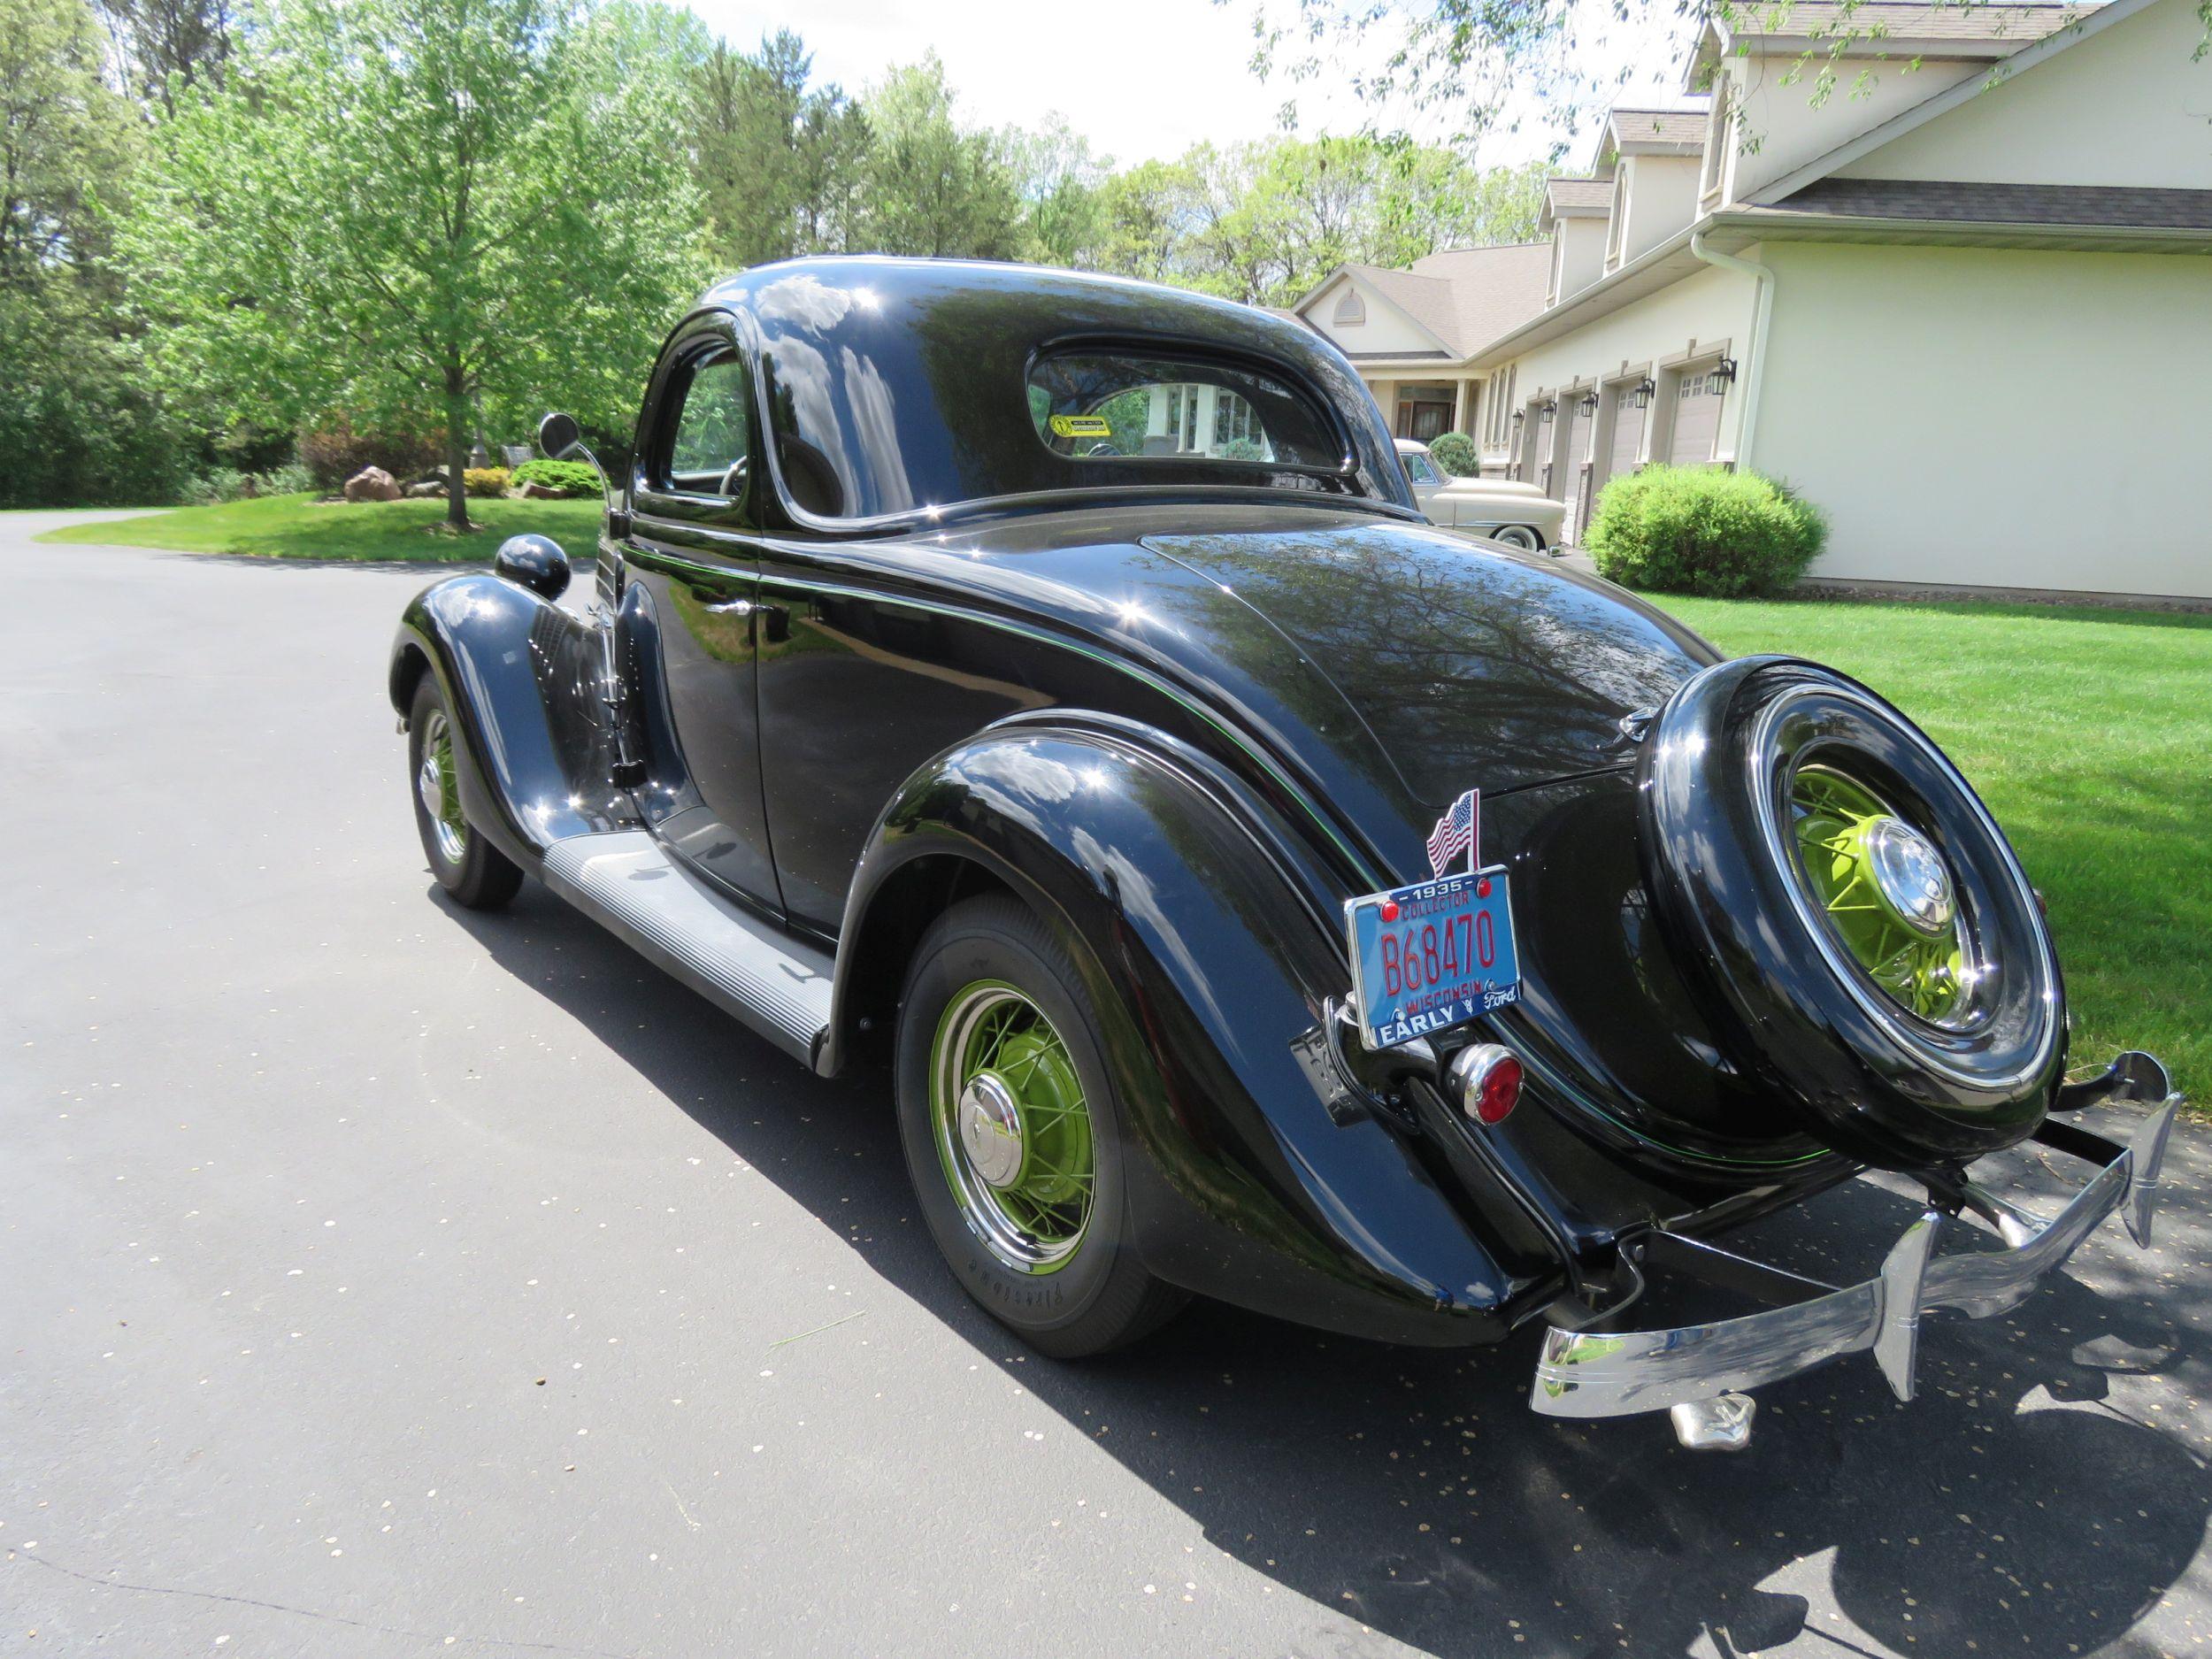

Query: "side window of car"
(660, 351), (752, 498)
(1405, 454), (1440, 486)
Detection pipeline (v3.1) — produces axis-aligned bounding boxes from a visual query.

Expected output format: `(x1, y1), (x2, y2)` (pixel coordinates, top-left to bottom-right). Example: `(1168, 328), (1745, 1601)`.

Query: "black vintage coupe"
(390, 257), (2178, 1448)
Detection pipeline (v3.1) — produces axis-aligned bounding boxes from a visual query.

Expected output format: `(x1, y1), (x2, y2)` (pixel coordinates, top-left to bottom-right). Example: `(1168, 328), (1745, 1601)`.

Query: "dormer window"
(1605, 173), (1626, 265)
(1701, 79), (1732, 203)
(1333, 288), (1365, 326)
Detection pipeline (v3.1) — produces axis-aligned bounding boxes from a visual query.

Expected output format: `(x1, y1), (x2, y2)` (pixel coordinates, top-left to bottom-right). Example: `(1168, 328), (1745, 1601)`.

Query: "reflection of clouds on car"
(752, 272), (853, 334)
(840, 346), (911, 516)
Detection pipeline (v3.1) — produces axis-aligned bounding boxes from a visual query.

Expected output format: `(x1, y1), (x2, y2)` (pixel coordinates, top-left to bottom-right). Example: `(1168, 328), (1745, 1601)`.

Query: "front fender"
(835, 719), (1567, 1346)
(388, 573), (624, 869)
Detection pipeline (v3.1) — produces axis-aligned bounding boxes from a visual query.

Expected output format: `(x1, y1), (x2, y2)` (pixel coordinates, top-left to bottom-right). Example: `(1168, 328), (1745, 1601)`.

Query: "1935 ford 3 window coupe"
(389, 257), (2179, 1449)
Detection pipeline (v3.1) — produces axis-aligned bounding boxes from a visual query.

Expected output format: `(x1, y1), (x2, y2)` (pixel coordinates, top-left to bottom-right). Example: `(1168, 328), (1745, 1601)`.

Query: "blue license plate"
(1344, 867), (1521, 1049)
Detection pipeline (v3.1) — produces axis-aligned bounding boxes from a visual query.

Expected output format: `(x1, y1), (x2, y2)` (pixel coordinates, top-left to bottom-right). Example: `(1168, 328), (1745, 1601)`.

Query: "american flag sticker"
(1425, 788), (1480, 879)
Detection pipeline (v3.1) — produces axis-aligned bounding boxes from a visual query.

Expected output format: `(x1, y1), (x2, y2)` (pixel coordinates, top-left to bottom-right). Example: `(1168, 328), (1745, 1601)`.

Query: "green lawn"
(1661, 595), (2210, 1105)
(35, 490), (604, 561)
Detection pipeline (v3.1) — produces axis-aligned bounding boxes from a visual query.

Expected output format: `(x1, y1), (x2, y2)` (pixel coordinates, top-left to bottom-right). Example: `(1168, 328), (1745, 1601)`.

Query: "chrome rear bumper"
(1530, 1056), (2181, 1449)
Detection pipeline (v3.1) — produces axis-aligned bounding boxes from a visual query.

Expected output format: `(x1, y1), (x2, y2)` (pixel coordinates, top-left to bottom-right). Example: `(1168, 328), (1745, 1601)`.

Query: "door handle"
(704, 596), (755, 617)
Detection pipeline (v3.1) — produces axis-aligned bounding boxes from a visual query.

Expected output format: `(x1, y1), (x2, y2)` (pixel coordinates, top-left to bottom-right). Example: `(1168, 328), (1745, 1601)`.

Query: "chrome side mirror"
(537, 411), (583, 459)
(495, 533), (570, 601)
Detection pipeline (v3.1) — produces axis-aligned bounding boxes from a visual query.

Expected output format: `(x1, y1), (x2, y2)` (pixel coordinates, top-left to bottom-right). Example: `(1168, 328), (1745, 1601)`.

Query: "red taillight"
(1450, 1043), (1522, 1125)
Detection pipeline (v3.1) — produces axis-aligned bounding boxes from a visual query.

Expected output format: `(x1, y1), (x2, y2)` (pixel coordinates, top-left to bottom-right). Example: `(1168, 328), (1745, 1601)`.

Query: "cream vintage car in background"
(1397, 437), (1568, 553)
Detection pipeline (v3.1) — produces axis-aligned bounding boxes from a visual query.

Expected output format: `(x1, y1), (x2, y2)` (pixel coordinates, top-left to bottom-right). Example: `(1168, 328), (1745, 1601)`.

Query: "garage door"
(1607, 391), (1647, 482)
(1668, 365), (1724, 466)
(1562, 396), (1594, 538)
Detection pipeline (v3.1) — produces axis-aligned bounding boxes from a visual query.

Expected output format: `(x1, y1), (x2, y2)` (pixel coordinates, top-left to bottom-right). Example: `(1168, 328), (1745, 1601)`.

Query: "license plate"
(1344, 867), (1521, 1049)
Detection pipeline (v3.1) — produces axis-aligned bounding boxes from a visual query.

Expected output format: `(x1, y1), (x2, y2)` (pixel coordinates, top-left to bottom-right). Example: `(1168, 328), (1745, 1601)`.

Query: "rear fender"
(833, 718), (1567, 1345)
(388, 573), (626, 869)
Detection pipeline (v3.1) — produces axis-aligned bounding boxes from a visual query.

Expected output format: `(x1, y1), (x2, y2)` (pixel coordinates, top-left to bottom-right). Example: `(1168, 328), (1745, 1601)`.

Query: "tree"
(858, 55), (1020, 259)
(0, 0), (183, 507)
(1232, 0), (2212, 150)
(1005, 114), (1110, 269)
(1095, 158), (1197, 285)
(92, 0), (235, 112)
(133, 0), (707, 529)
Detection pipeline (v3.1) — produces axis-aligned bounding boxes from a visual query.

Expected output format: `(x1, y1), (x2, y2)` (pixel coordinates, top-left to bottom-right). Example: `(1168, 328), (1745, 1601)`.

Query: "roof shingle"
(1720, 2), (2096, 45)
(1770, 176), (2212, 227)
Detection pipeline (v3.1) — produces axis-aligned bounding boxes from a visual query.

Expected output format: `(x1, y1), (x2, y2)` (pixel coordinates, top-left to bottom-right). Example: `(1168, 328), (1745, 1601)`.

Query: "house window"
(1605, 172), (1625, 265)
(1701, 80), (1732, 202)
(1333, 288), (1365, 326)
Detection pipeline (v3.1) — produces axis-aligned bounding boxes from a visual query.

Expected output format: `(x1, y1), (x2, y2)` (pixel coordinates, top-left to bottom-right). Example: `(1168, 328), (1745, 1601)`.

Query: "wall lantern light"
(1631, 376), (1656, 410)
(1540, 399), (1557, 417)
(1578, 390), (1600, 414)
(1510, 409), (1525, 426)
(1712, 357), (1740, 385)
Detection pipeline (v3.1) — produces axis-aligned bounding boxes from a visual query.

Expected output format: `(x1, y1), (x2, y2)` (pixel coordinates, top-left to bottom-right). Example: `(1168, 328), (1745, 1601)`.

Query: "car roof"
(1394, 438), (1427, 455)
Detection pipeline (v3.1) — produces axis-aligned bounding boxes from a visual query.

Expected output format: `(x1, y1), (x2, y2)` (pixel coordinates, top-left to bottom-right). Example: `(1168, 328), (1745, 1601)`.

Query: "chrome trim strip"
(1530, 1098), (2178, 1422)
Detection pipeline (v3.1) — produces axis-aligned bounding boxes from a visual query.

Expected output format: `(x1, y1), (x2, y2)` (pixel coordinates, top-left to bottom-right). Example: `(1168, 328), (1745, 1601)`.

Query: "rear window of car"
(1026, 354), (1341, 471)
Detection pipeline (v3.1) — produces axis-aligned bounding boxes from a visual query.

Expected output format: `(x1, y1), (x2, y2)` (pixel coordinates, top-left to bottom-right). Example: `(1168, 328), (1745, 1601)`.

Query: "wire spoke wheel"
(415, 707), (468, 864)
(930, 979), (1097, 1274)
(1788, 764), (1970, 1025)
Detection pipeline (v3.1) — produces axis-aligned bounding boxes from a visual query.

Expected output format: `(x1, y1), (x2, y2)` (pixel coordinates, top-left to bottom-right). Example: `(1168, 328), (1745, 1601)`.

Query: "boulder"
(516, 480), (571, 499)
(403, 480), (446, 499)
(343, 465), (402, 503)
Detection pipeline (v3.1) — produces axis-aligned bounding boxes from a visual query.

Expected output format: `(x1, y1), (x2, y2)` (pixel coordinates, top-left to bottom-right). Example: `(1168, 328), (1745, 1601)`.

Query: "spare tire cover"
(1638, 656), (2065, 1169)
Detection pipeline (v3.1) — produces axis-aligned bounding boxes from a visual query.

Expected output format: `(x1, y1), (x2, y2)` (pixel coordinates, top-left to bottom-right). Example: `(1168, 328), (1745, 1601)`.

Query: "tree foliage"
(132, 0), (707, 526)
(0, 0), (186, 506)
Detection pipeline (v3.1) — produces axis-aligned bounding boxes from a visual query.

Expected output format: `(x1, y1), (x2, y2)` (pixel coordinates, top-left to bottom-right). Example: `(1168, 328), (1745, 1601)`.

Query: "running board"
(540, 831), (833, 1069)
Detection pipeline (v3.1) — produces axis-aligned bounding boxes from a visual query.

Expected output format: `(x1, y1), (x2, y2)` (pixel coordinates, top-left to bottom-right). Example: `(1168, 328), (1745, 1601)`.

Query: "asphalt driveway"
(5, 519), (2208, 1658)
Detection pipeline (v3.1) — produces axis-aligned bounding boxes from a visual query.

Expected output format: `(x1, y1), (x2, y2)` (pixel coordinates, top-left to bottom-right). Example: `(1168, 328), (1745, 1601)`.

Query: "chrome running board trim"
(541, 830), (833, 1068)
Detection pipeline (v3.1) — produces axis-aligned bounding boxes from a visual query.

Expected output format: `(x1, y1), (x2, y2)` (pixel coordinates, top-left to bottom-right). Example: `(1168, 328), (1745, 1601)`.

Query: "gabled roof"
(1297, 243), (1551, 360)
(1742, 0), (2153, 202)
(1769, 176), (2212, 227)
(1588, 103), (1710, 171)
(1702, 0), (2097, 55)
(1545, 177), (1614, 217)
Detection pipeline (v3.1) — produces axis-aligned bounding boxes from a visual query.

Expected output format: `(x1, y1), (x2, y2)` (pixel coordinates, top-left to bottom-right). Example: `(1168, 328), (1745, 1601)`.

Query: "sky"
(687, 0), (1705, 166)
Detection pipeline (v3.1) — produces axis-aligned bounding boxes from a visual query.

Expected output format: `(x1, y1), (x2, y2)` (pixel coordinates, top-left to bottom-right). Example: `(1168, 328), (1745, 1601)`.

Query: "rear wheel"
(1491, 524), (1543, 553)
(409, 677), (523, 911)
(895, 895), (1184, 1356)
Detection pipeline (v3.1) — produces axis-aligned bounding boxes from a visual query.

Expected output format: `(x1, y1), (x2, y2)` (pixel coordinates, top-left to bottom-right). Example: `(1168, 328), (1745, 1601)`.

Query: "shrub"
(1585, 465), (1827, 598)
(298, 416), (445, 491)
(463, 466), (511, 498)
(510, 457), (599, 495)
(176, 461), (319, 505)
(1427, 431), (1477, 477)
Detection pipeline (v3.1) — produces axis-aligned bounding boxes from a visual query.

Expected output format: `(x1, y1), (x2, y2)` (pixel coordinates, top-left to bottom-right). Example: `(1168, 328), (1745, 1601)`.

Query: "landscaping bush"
(298, 417), (445, 491)
(1584, 465), (1827, 598)
(1427, 431), (1477, 477)
(179, 462), (317, 505)
(509, 457), (600, 496)
(463, 466), (511, 498)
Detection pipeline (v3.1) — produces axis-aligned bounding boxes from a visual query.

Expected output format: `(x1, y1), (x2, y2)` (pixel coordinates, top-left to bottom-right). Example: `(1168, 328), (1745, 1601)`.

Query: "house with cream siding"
(1294, 0), (2212, 600)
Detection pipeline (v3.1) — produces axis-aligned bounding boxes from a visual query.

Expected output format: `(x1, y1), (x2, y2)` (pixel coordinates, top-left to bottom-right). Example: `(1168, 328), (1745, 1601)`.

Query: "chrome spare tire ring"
(1639, 656), (2065, 1169)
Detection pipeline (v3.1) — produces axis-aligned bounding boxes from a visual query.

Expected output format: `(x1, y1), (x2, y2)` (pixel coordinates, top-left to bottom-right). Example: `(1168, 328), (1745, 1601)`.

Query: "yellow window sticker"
(1049, 414), (1114, 440)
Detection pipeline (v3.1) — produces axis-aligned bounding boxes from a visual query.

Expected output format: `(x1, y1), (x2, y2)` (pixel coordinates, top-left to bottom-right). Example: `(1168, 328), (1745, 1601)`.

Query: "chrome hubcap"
(1864, 817), (1956, 936)
(929, 980), (1096, 1274)
(957, 1072), (1026, 1189)
(417, 708), (467, 864)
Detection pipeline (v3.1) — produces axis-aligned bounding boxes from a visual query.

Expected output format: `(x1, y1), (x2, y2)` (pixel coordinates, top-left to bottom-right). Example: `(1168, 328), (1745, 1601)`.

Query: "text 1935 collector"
(388, 257), (2180, 1450)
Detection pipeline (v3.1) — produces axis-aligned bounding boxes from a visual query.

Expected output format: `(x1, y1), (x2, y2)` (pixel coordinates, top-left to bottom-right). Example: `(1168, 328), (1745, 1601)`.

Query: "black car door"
(618, 318), (782, 910)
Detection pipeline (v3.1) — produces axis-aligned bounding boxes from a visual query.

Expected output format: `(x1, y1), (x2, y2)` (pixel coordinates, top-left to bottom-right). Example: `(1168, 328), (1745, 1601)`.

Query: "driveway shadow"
(440, 880), (2211, 1659)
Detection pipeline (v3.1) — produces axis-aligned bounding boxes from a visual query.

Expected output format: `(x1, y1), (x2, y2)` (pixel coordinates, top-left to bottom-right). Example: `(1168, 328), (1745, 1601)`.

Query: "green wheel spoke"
(1789, 764), (1969, 1027)
(931, 979), (1098, 1274)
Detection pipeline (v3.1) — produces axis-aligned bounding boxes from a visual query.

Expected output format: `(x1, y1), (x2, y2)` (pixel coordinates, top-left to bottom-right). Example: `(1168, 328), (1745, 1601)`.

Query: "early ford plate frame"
(1343, 867), (1522, 1050)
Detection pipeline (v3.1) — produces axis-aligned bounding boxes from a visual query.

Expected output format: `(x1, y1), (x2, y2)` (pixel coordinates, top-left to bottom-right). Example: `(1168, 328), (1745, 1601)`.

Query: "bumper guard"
(1530, 1054), (2181, 1450)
